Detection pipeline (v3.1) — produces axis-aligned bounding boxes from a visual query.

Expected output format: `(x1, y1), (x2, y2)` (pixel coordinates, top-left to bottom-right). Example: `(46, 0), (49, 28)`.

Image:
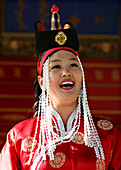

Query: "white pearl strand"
(27, 96), (41, 165)
(44, 59), (56, 160)
(77, 56), (105, 160)
(39, 59), (56, 161)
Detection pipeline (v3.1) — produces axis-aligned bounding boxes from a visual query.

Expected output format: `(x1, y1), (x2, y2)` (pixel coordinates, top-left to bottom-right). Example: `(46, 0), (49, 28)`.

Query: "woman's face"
(48, 50), (83, 107)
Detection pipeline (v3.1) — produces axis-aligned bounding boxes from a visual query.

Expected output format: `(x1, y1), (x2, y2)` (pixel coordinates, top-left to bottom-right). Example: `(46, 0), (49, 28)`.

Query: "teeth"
(61, 82), (73, 85)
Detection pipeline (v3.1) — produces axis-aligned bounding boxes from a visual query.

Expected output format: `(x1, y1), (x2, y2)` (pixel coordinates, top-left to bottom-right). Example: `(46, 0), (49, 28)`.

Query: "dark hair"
(34, 74), (42, 100)
(33, 73), (41, 117)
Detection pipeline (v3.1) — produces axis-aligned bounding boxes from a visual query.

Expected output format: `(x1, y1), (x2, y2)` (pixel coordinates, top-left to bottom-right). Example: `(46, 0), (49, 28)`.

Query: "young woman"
(0, 5), (121, 170)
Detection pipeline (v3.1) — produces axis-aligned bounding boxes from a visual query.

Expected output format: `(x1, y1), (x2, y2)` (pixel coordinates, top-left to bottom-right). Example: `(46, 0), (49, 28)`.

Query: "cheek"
(80, 73), (83, 83)
(75, 72), (83, 90)
(75, 70), (83, 81)
(49, 72), (59, 88)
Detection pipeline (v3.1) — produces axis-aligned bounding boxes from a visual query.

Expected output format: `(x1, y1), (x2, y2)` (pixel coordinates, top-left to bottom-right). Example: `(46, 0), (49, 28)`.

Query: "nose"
(61, 67), (72, 77)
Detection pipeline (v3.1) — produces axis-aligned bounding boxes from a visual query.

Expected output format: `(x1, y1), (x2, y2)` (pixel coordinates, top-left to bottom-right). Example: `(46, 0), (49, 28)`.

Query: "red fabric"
(0, 116), (121, 170)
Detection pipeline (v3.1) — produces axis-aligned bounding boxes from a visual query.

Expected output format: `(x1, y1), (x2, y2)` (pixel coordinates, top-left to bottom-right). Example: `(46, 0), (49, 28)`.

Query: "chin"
(50, 91), (79, 104)
(59, 95), (77, 104)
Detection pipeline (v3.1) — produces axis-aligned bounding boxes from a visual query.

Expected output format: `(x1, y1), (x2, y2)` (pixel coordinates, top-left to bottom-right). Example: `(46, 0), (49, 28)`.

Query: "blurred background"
(0, 0), (121, 151)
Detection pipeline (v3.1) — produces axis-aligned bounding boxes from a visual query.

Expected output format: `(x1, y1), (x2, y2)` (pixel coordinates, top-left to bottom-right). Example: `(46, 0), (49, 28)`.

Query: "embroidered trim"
(67, 108), (77, 132)
(52, 108), (65, 137)
(97, 120), (113, 130)
(72, 132), (84, 144)
(52, 108), (77, 137)
(49, 152), (66, 168)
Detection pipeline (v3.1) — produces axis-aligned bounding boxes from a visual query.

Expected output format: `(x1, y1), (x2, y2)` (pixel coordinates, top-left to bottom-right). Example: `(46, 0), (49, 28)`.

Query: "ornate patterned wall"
(0, 0), (121, 58)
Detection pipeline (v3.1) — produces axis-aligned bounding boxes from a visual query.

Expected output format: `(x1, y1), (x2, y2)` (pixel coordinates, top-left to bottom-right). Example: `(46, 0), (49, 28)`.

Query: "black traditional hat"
(34, 4), (79, 75)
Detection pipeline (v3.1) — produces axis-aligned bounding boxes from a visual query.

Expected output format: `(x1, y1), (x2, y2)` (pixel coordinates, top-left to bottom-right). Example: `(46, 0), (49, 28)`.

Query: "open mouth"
(59, 80), (74, 90)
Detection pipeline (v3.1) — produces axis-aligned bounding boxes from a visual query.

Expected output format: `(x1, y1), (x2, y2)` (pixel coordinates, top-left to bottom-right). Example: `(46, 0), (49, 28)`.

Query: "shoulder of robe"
(6, 116), (39, 148)
(7, 117), (38, 139)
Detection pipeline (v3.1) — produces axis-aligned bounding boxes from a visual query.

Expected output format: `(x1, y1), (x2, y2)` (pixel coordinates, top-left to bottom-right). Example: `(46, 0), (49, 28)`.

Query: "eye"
(70, 63), (78, 67)
(51, 65), (61, 69)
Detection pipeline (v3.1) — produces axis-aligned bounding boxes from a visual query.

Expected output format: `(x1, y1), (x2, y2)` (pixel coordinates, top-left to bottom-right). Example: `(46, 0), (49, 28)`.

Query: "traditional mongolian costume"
(0, 5), (121, 170)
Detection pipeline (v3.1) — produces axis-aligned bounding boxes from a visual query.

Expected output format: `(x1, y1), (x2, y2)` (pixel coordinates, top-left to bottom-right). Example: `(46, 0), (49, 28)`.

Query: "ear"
(38, 76), (44, 90)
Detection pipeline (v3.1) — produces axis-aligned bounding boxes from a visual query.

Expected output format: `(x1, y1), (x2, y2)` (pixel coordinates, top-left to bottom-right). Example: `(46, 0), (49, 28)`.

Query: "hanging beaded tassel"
(28, 95), (41, 165)
(76, 56), (105, 160)
(38, 59), (56, 161)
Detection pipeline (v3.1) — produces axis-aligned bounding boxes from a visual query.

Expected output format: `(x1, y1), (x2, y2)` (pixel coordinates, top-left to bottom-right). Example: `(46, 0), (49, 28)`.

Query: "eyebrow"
(50, 58), (78, 63)
(50, 59), (62, 63)
(69, 58), (78, 61)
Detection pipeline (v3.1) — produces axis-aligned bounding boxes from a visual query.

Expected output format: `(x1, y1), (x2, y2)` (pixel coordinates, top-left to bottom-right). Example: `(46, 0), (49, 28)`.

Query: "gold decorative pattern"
(49, 152), (66, 168)
(97, 120), (113, 130)
(96, 159), (105, 170)
(22, 136), (37, 152)
(55, 31), (67, 45)
(72, 132), (84, 144)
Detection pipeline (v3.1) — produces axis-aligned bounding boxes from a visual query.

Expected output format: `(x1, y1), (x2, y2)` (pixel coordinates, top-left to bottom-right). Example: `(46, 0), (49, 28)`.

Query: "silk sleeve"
(108, 127), (121, 170)
(0, 130), (20, 170)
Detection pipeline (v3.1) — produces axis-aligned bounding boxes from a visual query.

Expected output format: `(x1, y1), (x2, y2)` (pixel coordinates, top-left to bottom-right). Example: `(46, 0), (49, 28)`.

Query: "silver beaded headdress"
(28, 4), (105, 167)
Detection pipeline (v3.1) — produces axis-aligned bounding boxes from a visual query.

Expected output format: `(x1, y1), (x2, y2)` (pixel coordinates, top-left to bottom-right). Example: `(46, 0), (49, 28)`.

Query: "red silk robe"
(0, 109), (121, 170)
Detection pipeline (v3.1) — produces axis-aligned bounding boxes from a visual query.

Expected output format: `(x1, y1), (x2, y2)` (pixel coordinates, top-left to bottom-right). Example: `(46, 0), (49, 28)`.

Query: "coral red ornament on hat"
(51, 4), (59, 13)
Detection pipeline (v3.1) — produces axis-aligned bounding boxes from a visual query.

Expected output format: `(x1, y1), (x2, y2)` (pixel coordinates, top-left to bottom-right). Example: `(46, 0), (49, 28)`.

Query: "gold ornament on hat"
(55, 31), (67, 45)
